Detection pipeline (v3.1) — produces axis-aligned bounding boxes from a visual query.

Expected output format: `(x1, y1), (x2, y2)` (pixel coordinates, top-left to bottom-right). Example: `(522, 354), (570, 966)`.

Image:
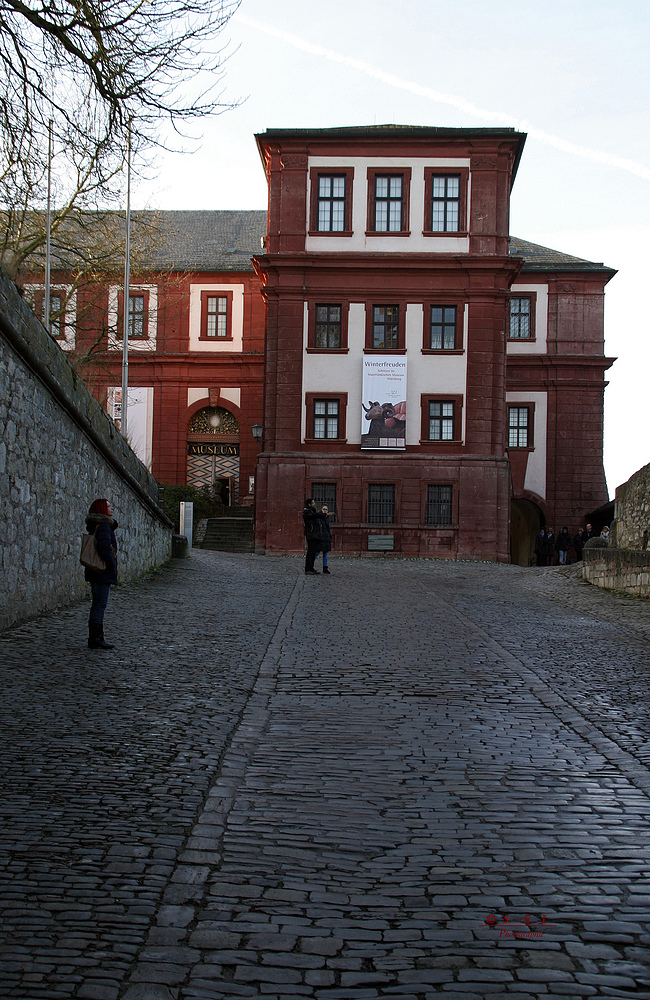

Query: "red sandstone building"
(251, 126), (615, 562)
(27, 126), (614, 562)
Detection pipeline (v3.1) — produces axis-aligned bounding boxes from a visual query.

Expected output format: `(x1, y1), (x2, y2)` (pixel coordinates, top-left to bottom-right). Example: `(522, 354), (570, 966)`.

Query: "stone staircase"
(200, 507), (254, 553)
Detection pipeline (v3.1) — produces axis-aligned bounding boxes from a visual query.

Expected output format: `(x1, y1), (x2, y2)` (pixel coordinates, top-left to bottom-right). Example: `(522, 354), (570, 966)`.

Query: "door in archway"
(186, 406), (240, 502)
(510, 499), (544, 566)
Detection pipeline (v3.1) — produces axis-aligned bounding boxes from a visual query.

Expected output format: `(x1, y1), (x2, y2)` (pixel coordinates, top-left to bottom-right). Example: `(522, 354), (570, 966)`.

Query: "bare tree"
(0, 0), (241, 280)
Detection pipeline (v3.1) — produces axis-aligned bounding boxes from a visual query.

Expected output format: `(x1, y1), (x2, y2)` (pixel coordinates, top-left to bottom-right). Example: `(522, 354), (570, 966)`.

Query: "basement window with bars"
(427, 485), (453, 525)
(367, 484), (395, 524)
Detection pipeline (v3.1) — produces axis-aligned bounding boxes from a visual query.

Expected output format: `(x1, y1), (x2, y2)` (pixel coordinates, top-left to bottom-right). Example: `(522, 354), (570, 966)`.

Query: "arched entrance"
(186, 406), (240, 504)
(510, 498), (544, 566)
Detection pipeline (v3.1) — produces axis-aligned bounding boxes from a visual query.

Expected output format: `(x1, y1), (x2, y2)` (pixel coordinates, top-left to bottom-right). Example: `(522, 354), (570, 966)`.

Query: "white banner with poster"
(361, 356), (407, 449)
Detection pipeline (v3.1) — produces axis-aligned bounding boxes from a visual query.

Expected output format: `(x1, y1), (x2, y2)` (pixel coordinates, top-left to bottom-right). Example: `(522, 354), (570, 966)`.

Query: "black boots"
(88, 623), (115, 650)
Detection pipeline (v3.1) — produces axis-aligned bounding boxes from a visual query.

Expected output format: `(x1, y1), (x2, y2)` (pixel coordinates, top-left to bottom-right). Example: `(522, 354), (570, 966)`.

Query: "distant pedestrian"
(573, 527), (586, 561)
(303, 498), (326, 575)
(319, 505), (332, 574)
(556, 526), (571, 565)
(584, 522), (596, 542)
(544, 528), (556, 566)
(84, 498), (118, 650)
(534, 528), (547, 566)
(600, 525), (610, 543)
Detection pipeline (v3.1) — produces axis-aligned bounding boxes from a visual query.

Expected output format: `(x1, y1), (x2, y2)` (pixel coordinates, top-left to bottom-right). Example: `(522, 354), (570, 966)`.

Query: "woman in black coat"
(85, 498), (118, 649)
(319, 505), (332, 574)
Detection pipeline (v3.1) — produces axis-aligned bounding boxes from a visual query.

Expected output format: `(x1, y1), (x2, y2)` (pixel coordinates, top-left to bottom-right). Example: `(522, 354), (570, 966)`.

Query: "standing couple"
(302, 498), (332, 575)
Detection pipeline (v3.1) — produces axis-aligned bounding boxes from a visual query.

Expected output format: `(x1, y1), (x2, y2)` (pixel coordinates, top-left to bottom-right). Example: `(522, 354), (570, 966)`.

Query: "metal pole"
(44, 120), (53, 334)
(121, 129), (131, 439)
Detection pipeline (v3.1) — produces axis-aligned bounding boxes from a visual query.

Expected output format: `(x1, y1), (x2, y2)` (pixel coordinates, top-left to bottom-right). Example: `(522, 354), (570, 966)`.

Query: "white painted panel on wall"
(506, 284), (548, 355)
(506, 390), (548, 499)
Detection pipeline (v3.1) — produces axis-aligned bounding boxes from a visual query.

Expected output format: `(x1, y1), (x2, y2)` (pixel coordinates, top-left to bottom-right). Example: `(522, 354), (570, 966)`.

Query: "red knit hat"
(89, 498), (111, 516)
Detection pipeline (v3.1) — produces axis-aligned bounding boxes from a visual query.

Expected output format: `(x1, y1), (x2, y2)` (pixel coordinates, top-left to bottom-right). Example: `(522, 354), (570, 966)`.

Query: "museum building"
(29, 125), (615, 562)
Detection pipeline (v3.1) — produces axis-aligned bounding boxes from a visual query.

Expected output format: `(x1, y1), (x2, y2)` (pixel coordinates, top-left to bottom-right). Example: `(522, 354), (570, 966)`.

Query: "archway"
(510, 498), (544, 566)
(186, 406), (240, 503)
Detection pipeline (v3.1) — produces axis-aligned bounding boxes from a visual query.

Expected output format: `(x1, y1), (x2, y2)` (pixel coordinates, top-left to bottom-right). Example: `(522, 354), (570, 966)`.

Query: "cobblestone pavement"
(1, 553), (650, 1000)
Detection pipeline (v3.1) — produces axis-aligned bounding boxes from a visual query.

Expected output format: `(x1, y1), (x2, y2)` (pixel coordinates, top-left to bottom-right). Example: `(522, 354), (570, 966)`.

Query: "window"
(423, 169), (468, 235)
(313, 400), (339, 439)
(311, 482), (337, 521)
(309, 168), (354, 235)
(367, 168), (411, 235)
(427, 485), (453, 525)
(206, 296), (228, 337)
(429, 401), (455, 441)
(508, 406), (531, 448)
(372, 305), (399, 350)
(318, 175), (346, 232)
(305, 393), (347, 443)
(36, 289), (65, 338)
(509, 296), (533, 339)
(48, 293), (63, 338)
(429, 306), (457, 350)
(315, 305), (341, 349)
(200, 290), (233, 341)
(129, 293), (145, 338)
(375, 175), (402, 231)
(368, 484), (395, 524)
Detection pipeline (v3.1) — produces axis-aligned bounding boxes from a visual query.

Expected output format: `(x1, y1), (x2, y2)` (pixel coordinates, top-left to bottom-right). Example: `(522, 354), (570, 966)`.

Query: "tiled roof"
(509, 237), (615, 275)
(137, 210), (267, 272)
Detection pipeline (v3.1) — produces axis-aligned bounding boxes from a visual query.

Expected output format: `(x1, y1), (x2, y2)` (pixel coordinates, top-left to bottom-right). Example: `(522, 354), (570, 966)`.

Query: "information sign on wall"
(361, 357), (407, 449)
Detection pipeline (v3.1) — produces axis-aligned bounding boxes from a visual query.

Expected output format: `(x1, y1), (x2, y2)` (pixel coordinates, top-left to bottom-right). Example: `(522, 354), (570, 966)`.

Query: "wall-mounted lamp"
(251, 423), (263, 442)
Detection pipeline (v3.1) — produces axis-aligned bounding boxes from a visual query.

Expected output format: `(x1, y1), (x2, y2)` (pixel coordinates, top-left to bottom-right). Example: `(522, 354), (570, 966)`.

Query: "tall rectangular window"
(318, 175), (346, 232)
(49, 293), (63, 338)
(374, 175), (403, 232)
(508, 407), (529, 448)
(430, 306), (457, 350)
(429, 401), (455, 441)
(313, 400), (339, 439)
(206, 295), (228, 338)
(431, 175), (460, 232)
(372, 305), (399, 349)
(311, 482), (337, 521)
(315, 305), (342, 349)
(129, 293), (145, 338)
(368, 484), (395, 524)
(427, 485), (453, 525)
(510, 297), (531, 339)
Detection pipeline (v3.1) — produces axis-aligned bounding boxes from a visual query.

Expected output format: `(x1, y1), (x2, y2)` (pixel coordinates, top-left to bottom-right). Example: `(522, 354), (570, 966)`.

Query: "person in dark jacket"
(556, 526), (572, 565)
(534, 529), (547, 566)
(318, 505), (332, 574)
(85, 498), (118, 649)
(573, 527), (586, 561)
(303, 498), (326, 575)
(543, 528), (556, 565)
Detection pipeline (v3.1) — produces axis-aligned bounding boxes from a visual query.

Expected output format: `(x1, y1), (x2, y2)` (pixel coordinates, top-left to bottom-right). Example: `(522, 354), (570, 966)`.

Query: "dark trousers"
(305, 539), (321, 572)
(89, 582), (111, 624)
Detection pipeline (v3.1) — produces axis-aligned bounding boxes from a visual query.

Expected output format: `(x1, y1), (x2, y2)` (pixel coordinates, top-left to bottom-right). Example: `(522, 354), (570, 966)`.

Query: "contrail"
(236, 13), (650, 182)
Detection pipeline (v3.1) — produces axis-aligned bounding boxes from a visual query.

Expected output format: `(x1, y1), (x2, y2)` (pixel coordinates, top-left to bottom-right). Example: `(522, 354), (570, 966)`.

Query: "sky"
(134, 0), (650, 498)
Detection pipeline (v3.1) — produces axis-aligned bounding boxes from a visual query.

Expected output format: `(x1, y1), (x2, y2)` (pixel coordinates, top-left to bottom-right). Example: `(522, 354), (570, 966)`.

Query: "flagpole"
(121, 129), (131, 439)
(44, 120), (53, 334)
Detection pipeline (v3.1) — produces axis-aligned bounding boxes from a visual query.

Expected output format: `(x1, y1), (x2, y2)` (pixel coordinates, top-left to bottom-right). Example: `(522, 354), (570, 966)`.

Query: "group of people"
(534, 522), (609, 567)
(302, 498), (332, 575)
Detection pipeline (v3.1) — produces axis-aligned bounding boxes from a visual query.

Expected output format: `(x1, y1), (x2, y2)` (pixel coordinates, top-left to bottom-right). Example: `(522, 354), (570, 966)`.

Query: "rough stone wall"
(616, 463), (650, 550)
(583, 548), (650, 598)
(0, 269), (172, 631)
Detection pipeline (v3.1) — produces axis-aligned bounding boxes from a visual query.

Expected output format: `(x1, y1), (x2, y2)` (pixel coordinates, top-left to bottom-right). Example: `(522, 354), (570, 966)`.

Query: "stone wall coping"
(584, 548), (650, 566)
(0, 268), (172, 528)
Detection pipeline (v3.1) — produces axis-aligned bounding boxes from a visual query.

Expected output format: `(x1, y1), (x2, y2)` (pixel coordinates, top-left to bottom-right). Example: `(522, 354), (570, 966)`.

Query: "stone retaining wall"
(0, 269), (173, 631)
(615, 462), (650, 550)
(583, 548), (650, 598)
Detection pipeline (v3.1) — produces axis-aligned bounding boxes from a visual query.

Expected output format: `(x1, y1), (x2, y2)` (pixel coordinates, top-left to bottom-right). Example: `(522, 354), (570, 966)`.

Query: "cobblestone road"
(1, 553), (650, 999)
